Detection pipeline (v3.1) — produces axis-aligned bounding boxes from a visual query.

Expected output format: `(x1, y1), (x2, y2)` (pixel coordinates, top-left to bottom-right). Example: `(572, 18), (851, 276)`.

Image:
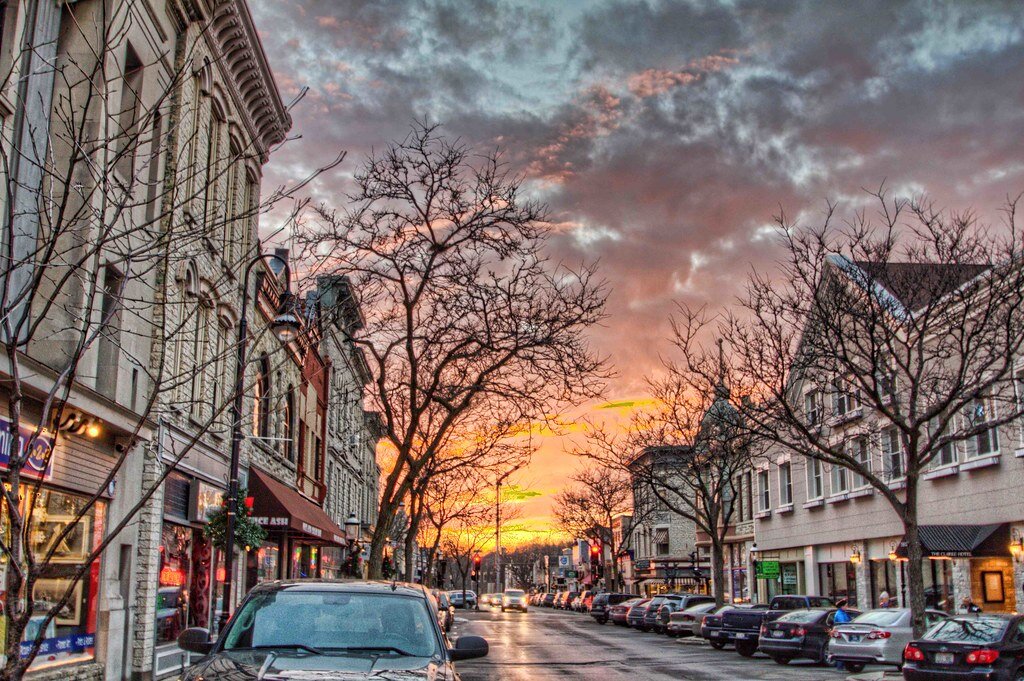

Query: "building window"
(211, 319), (229, 427)
(804, 391), (820, 426)
(807, 458), (824, 499)
(1015, 362), (1024, 445)
(931, 417), (958, 467)
(832, 379), (859, 417)
(114, 44), (144, 180)
(830, 463), (848, 495)
(778, 462), (792, 506)
(757, 470), (770, 511)
(654, 527), (670, 556)
(881, 426), (904, 480)
(96, 266), (124, 399)
(253, 354), (270, 438)
(743, 471), (752, 521)
(850, 436), (870, 488)
(190, 302), (210, 420)
(966, 398), (999, 458)
(282, 386), (295, 461)
(734, 475), (744, 521)
(877, 369), (896, 404)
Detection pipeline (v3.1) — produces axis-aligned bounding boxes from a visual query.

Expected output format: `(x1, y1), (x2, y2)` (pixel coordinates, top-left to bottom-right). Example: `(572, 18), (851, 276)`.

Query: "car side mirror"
(449, 635), (488, 661)
(178, 627), (214, 655)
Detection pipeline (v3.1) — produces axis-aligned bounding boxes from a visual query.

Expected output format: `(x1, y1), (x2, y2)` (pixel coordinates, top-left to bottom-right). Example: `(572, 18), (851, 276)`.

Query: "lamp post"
(219, 253), (301, 629)
(345, 512), (362, 577)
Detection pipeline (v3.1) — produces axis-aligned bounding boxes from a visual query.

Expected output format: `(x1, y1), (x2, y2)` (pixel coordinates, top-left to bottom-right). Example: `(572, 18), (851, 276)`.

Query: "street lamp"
(345, 512), (362, 577)
(219, 253), (300, 629)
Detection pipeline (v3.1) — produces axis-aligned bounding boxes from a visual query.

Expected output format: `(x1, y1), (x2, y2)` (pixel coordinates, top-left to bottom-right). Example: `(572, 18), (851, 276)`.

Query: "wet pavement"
(452, 606), (867, 681)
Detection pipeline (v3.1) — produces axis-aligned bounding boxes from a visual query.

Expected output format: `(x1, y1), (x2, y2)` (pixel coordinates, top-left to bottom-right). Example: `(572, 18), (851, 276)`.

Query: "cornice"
(209, 0), (291, 162)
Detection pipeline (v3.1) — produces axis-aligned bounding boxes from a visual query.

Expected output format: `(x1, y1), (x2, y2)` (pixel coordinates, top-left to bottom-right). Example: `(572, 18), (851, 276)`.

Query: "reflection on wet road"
(452, 607), (859, 681)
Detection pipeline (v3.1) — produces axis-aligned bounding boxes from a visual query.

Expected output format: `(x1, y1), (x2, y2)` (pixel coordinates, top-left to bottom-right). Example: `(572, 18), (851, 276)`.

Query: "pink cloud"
(627, 53), (740, 97)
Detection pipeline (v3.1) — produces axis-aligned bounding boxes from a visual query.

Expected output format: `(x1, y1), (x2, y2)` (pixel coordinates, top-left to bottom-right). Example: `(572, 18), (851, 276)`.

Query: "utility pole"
(494, 465), (522, 592)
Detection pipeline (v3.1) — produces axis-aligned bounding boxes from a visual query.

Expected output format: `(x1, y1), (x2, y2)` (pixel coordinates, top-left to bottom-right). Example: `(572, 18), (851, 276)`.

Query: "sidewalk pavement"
(673, 638), (903, 680)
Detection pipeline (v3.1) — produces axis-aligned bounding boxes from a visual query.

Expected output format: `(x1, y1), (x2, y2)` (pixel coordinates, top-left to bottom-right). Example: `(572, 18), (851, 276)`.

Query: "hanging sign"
(0, 416), (54, 480)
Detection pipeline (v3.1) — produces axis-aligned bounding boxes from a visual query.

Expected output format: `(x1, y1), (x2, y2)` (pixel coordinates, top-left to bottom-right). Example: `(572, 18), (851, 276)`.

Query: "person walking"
(960, 596), (982, 614)
(834, 599), (853, 624)
(879, 591), (893, 608)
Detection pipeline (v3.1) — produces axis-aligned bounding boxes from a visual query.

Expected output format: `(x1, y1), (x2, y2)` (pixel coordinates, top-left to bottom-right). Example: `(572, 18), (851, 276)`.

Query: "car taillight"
(966, 649), (999, 665)
(791, 627), (806, 637)
(904, 645), (925, 662)
(830, 629), (842, 639)
(760, 625), (768, 636)
(867, 630), (892, 640)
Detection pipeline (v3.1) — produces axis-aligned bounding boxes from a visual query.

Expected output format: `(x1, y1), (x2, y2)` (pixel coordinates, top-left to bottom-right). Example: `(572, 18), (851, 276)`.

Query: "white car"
(501, 589), (528, 612)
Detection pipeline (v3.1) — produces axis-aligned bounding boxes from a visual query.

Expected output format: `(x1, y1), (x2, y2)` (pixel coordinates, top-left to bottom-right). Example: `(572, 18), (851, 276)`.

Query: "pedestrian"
(879, 591), (892, 608)
(960, 596), (982, 614)
(834, 599), (853, 623)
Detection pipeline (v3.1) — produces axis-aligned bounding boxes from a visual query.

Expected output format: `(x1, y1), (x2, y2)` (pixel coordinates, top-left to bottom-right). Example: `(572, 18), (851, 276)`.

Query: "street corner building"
(0, 1), (382, 680)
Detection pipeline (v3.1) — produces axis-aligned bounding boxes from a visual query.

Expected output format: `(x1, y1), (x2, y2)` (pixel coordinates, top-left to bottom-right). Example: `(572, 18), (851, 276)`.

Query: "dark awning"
(896, 524), (1010, 559)
(248, 468), (347, 545)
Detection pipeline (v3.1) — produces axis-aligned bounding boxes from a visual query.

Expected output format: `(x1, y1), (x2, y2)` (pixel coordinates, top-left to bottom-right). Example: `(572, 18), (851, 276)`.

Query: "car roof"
(248, 579), (430, 599)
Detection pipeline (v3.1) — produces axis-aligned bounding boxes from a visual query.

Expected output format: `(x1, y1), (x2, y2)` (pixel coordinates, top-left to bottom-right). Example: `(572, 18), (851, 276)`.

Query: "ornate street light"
(219, 253), (300, 629)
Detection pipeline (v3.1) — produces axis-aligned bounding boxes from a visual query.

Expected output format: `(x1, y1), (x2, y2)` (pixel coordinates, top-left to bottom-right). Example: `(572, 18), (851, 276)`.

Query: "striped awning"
(653, 528), (669, 544)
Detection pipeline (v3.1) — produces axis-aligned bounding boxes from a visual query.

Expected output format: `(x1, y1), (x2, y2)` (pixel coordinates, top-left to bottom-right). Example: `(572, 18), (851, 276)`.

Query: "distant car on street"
(541, 593), (556, 607)
(721, 594), (834, 657)
(501, 589), (528, 612)
(610, 597), (643, 626)
(449, 590), (477, 609)
(590, 593), (634, 625)
(654, 594), (716, 634)
(903, 614), (1024, 681)
(827, 607), (948, 673)
(176, 580), (489, 681)
(626, 598), (653, 629)
(667, 601), (718, 638)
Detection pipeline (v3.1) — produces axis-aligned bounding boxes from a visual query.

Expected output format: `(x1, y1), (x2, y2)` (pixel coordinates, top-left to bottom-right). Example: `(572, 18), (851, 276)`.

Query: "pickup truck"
(719, 595), (835, 657)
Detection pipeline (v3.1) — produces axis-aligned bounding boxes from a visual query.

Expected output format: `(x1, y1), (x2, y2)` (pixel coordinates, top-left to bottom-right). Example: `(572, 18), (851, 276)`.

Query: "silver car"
(828, 608), (948, 672)
(667, 601), (718, 637)
(501, 588), (528, 612)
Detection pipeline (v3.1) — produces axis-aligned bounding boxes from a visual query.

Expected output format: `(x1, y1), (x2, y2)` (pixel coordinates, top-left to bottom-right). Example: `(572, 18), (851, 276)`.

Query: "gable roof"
(851, 260), (990, 311)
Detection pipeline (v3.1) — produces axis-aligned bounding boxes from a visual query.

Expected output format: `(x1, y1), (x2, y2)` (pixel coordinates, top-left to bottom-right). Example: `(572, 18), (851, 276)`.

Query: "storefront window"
(9, 489), (105, 671)
(780, 563), (799, 595)
(321, 547), (342, 579)
(922, 559), (954, 612)
(256, 543), (280, 582)
(156, 524), (191, 645)
(870, 560), (897, 607)
(290, 544), (320, 579)
(818, 562), (858, 607)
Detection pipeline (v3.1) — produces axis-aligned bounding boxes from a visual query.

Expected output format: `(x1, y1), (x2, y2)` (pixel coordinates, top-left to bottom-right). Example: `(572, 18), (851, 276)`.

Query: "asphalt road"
(451, 606), (868, 681)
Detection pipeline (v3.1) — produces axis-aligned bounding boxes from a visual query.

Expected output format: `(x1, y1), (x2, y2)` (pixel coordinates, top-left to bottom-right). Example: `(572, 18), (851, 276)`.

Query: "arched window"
(282, 385), (294, 461)
(252, 354), (270, 438)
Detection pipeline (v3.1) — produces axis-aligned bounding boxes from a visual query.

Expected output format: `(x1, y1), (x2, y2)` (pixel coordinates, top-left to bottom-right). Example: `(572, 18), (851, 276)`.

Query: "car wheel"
(772, 656), (792, 666)
(845, 662), (865, 673)
(501, 607), (506, 612)
(708, 640), (727, 650)
(597, 617), (607, 625)
(735, 641), (758, 658)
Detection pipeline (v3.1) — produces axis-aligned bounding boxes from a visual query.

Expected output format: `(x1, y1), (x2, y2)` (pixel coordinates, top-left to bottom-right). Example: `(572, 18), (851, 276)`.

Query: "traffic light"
(471, 552), (481, 580)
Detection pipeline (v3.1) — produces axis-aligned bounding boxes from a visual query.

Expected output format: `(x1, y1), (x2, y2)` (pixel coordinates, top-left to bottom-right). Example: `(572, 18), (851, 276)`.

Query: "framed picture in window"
(33, 578), (83, 626)
(30, 516), (89, 563)
(982, 571), (1005, 603)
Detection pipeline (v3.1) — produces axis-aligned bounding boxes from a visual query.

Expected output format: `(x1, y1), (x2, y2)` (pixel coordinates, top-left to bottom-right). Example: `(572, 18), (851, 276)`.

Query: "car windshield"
(222, 590), (440, 657)
(505, 590), (525, 597)
(685, 603), (716, 613)
(851, 610), (904, 627)
(777, 609), (826, 624)
(924, 617), (1008, 644)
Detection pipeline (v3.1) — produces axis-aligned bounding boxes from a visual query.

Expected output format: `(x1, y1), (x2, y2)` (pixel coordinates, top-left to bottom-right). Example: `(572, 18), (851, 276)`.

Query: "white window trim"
(848, 436), (872, 490)
(756, 469), (771, 513)
(777, 462), (793, 507)
(880, 426), (906, 483)
(965, 397), (1000, 459)
(805, 458), (824, 501)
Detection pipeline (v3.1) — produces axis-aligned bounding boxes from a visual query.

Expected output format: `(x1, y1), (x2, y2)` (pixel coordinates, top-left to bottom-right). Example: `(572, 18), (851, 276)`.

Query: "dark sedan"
(541, 593), (556, 607)
(610, 597), (643, 626)
(176, 580), (489, 681)
(903, 614), (1024, 681)
(626, 598), (653, 628)
(758, 608), (859, 665)
(702, 604), (767, 648)
(640, 596), (668, 631)
(590, 593), (634, 625)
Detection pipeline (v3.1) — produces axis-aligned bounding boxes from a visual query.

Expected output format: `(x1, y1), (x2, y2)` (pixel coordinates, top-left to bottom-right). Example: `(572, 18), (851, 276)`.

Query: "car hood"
(186, 651), (447, 681)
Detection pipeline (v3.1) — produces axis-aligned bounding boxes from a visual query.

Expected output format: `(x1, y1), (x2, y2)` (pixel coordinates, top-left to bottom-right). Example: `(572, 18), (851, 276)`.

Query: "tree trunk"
(710, 538), (726, 606)
(903, 515), (928, 636)
(367, 498), (398, 578)
(404, 512), (421, 582)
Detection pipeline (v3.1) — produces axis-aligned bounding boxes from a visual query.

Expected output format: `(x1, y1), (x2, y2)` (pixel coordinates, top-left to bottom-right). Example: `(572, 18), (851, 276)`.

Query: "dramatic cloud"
(251, 0), (1024, 534)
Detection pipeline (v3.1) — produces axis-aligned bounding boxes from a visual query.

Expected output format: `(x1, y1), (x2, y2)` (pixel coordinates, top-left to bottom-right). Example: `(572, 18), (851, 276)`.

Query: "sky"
(250, 0), (1024, 541)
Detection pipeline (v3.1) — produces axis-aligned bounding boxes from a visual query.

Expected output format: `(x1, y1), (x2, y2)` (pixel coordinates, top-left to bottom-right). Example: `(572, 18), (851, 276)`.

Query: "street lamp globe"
(271, 292), (302, 343)
(345, 512), (360, 539)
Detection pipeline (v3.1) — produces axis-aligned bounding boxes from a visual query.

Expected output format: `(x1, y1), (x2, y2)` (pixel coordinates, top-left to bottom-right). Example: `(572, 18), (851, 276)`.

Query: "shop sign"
(253, 516), (289, 527)
(19, 633), (94, 658)
(755, 560), (780, 579)
(301, 522), (323, 538)
(565, 570), (576, 578)
(782, 571), (798, 585)
(0, 416), (53, 480)
(634, 559), (651, 570)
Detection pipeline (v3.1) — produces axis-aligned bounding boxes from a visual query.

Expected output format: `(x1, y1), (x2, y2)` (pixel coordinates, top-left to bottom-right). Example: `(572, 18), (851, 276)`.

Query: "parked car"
(721, 594), (834, 657)
(903, 614), (1024, 681)
(828, 608), (948, 673)
(610, 597), (642, 626)
(668, 602), (718, 638)
(654, 594), (716, 634)
(176, 580), (489, 681)
(542, 593), (556, 607)
(759, 607), (860, 665)
(501, 589), (528, 612)
(638, 595), (669, 632)
(558, 591), (579, 610)
(591, 593), (634, 625)
(626, 598), (653, 628)
(431, 590), (455, 633)
(581, 591), (596, 612)
(449, 590), (478, 609)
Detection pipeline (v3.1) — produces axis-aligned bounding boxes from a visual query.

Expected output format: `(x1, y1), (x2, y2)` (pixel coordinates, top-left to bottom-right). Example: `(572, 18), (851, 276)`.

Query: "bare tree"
(552, 466), (632, 591)
(0, 1), (339, 674)
(298, 122), (609, 578)
(503, 541), (564, 589)
(676, 189), (1024, 633)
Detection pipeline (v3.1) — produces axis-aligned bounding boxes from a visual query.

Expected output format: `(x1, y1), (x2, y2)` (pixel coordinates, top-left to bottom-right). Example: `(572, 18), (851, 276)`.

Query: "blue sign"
(20, 633), (95, 658)
(0, 417), (54, 480)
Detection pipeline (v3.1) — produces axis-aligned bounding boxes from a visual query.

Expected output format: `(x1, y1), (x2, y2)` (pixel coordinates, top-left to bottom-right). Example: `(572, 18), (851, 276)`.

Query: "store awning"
(896, 524), (1010, 559)
(248, 468), (347, 545)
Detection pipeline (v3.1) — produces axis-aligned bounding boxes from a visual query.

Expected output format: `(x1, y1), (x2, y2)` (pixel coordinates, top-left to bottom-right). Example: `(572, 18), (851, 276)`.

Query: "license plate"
(735, 633), (748, 639)
(771, 630), (785, 638)
(848, 634), (861, 642)
(935, 652), (954, 665)
(710, 631), (722, 637)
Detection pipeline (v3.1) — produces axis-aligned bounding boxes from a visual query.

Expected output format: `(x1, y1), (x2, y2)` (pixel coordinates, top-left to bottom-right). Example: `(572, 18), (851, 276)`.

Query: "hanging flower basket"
(204, 487), (267, 552)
